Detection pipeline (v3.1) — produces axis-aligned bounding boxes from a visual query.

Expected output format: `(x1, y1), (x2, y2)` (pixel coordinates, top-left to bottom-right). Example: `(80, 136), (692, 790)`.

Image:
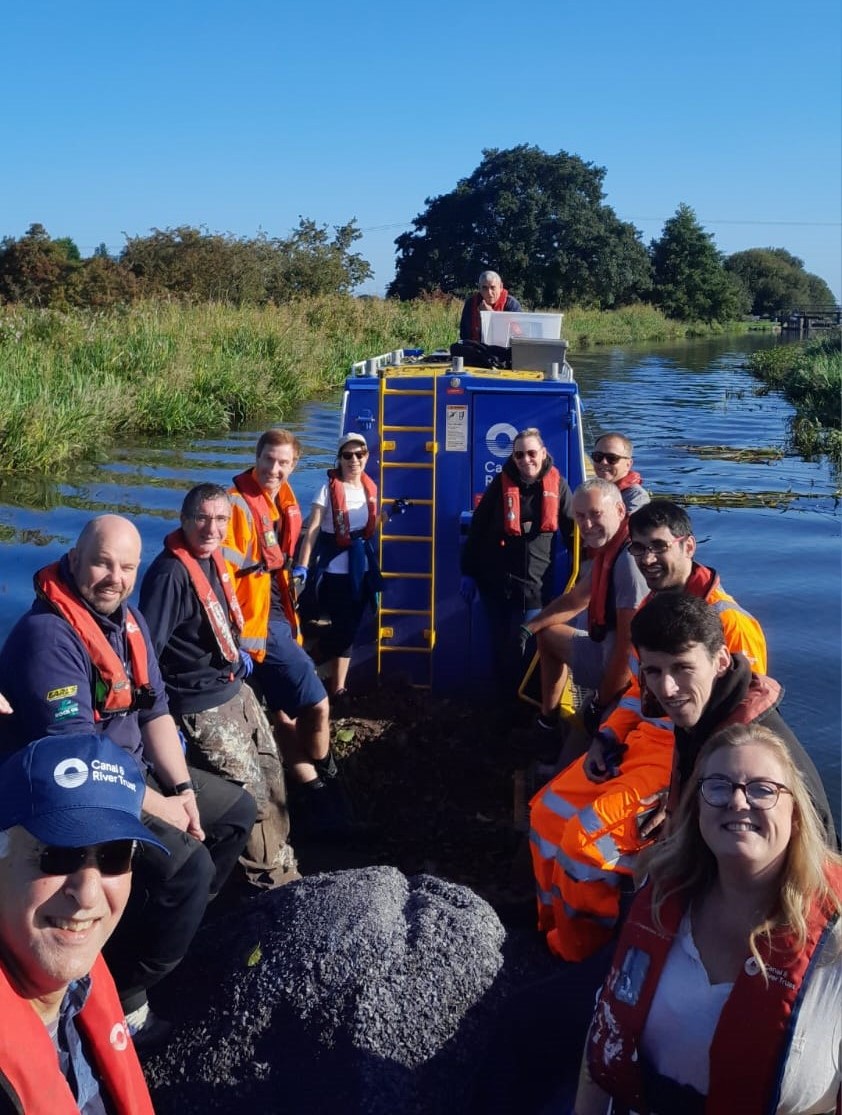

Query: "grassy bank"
(747, 332), (841, 469)
(0, 297), (740, 473)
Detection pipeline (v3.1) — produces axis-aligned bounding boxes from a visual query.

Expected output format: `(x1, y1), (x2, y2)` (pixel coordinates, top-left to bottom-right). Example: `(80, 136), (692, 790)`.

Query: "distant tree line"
(0, 219), (372, 310)
(1, 146), (836, 321)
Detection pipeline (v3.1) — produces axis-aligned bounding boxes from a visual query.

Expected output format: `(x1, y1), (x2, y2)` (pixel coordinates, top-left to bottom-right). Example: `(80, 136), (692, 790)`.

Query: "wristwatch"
(170, 779), (196, 796)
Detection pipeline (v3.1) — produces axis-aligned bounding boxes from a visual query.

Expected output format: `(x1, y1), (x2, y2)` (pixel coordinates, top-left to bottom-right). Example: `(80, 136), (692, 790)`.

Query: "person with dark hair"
(459, 270), (523, 342)
(0, 515), (255, 1046)
(0, 734), (165, 1112)
(529, 500), (772, 962)
(460, 427), (575, 696)
(140, 484), (299, 892)
(579, 724), (842, 1115)
(222, 430), (344, 835)
(590, 433), (649, 515)
(297, 432), (386, 701)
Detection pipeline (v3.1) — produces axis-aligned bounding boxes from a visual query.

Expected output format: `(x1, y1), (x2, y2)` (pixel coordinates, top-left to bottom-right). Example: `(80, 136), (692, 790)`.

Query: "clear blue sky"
(4, 0), (840, 299)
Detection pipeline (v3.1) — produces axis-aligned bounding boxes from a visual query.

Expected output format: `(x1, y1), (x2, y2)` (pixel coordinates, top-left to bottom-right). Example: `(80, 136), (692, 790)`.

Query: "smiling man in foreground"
(0, 733), (164, 1113)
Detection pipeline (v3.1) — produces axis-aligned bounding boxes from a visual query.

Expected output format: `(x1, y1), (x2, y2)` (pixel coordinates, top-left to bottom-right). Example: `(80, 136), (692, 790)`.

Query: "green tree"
(0, 223), (82, 307)
(649, 205), (746, 322)
(387, 145), (652, 308)
(725, 248), (836, 316)
(65, 255), (140, 309)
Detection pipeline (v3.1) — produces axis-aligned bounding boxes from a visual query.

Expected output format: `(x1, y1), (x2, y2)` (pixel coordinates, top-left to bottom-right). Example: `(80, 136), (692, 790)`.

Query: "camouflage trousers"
(179, 684), (298, 887)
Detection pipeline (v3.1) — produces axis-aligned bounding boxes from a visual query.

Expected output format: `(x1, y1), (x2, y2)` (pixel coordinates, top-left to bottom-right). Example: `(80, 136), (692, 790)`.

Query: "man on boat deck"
(590, 432), (649, 515)
(0, 515), (255, 1046)
(140, 483), (299, 892)
(522, 478), (648, 740)
(459, 269), (523, 342)
(529, 500), (774, 962)
(222, 429), (347, 836)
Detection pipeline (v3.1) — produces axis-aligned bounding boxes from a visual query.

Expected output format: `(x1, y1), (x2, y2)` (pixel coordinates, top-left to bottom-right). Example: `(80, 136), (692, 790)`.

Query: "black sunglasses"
(340, 450), (366, 461)
(513, 449), (540, 460)
(39, 840), (136, 877)
(591, 451), (629, 465)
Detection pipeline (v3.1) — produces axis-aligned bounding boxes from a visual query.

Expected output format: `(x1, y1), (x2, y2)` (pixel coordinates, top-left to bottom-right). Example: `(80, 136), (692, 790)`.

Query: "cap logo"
(53, 758), (90, 789)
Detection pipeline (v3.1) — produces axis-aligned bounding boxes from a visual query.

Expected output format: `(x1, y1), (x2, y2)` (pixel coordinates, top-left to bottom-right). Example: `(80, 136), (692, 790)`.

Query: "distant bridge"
(777, 306), (842, 334)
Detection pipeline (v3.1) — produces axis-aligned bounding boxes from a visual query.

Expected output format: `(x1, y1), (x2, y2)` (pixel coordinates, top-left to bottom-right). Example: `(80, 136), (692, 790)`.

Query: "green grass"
(0, 297), (747, 473)
(747, 332), (842, 469)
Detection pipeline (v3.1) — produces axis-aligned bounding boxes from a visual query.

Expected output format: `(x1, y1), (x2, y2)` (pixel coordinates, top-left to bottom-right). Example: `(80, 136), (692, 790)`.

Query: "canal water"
(0, 333), (838, 823)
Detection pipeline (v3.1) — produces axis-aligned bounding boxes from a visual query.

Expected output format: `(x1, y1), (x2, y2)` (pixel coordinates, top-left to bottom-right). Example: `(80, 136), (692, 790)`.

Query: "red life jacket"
(0, 953), (154, 1114)
(469, 288), (511, 341)
(232, 469), (302, 571)
(617, 469), (644, 492)
(587, 520), (630, 642)
(327, 470), (378, 548)
(164, 529), (244, 663)
(587, 865), (842, 1115)
(35, 563), (150, 717)
(500, 467), (561, 536)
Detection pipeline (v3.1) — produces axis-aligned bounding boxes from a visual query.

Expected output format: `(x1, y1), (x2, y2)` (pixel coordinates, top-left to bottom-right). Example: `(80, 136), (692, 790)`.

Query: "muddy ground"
(294, 685), (549, 917)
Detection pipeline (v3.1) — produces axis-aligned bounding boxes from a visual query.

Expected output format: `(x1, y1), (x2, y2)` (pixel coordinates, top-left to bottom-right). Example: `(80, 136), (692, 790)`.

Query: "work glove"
(459, 575), (478, 604)
(582, 696), (604, 737)
(292, 565), (308, 586)
(391, 497), (411, 516)
(238, 648), (254, 678)
(518, 624), (534, 656)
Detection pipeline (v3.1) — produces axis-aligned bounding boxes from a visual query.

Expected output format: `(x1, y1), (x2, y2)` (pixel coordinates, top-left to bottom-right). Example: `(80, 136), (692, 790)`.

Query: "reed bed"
(0, 297), (740, 473)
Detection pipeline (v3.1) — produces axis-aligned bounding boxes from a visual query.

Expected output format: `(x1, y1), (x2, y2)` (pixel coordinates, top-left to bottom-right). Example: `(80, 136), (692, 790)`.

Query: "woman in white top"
(298, 433), (385, 701)
(578, 723), (841, 1115)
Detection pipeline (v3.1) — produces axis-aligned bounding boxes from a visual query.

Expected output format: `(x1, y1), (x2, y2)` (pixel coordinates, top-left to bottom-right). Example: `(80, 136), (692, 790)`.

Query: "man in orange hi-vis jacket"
(529, 500), (768, 962)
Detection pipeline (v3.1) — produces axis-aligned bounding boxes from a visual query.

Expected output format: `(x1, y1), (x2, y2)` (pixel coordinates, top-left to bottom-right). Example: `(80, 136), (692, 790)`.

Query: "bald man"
(0, 515), (255, 1047)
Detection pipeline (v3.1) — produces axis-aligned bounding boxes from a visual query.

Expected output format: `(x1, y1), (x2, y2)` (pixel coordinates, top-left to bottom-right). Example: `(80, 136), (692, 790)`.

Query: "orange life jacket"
(232, 469), (302, 570)
(0, 953), (154, 1114)
(327, 470), (378, 548)
(500, 466), (561, 536)
(617, 469), (644, 491)
(587, 520), (630, 642)
(35, 563), (150, 716)
(164, 529), (244, 663)
(587, 865), (842, 1115)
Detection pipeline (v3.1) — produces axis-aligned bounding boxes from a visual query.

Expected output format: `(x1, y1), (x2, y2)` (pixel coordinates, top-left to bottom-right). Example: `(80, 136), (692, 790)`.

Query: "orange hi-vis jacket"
(529, 566), (769, 963)
(222, 470), (303, 661)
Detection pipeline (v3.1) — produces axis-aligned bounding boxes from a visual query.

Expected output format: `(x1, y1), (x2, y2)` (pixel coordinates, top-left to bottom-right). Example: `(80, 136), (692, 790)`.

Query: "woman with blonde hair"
(578, 723), (841, 1115)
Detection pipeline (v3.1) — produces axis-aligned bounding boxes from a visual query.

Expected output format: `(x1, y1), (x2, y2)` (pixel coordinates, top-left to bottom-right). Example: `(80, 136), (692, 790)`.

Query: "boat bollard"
(365, 359), (378, 378)
(545, 362), (561, 381)
(451, 355), (464, 373)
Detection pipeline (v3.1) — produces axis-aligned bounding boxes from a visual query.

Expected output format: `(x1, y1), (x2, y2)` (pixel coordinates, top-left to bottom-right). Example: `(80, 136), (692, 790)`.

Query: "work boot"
(125, 1001), (173, 1052)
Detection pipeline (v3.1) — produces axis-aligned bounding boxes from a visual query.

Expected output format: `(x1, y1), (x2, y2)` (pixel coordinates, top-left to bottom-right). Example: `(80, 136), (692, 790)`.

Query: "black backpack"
(449, 340), (512, 370)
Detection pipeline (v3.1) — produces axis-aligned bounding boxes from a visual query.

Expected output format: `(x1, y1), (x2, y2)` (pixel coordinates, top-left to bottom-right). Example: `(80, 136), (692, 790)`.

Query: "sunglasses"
(340, 450), (366, 461)
(39, 840), (136, 877)
(591, 451), (629, 465)
(513, 449), (540, 460)
(627, 535), (688, 558)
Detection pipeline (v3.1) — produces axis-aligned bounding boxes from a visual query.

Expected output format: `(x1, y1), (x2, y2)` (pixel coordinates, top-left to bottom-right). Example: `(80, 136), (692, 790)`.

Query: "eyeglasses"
(591, 451), (630, 466)
(340, 450), (366, 461)
(513, 449), (540, 460)
(698, 776), (792, 810)
(190, 515), (230, 528)
(39, 840), (137, 877)
(628, 535), (688, 558)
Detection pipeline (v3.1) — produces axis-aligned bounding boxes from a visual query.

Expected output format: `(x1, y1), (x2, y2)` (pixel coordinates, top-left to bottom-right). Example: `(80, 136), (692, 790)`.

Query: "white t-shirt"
(641, 912), (842, 1114)
(312, 482), (370, 574)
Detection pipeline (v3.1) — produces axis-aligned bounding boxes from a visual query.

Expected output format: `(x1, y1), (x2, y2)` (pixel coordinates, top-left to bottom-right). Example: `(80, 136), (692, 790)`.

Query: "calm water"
(0, 334), (838, 823)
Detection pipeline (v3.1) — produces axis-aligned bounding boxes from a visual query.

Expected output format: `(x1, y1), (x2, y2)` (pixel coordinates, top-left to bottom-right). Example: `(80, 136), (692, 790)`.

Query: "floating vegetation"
(659, 490), (839, 510)
(684, 444), (784, 464)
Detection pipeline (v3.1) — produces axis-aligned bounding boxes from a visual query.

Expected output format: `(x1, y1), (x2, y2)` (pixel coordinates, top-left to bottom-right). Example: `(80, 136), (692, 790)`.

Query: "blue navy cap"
(0, 734), (168, 852)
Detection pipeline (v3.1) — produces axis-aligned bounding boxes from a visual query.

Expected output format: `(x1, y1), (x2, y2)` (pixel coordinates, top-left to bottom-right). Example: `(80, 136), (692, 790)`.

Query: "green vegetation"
(0, 298), (738, 473)
(649, 204), (745, 323)
(725, 248), (836, 318)
(747, 332), (842, 469)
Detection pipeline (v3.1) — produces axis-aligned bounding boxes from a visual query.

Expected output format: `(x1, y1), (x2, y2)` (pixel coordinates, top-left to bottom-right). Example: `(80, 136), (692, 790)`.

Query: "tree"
(263, 218), (372, 301)
(0, 223), (82, 307)
(725, 248), (836, 316)
(649, 205), (746, 322)
(387, 145), (652, 308)
(64, 255), (140, 309)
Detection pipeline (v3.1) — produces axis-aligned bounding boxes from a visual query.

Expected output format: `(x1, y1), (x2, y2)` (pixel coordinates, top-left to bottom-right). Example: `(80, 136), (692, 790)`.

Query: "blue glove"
(460, 575), (478, 603)
(238, 648), (254, 678)
(292, 565), (308, 586)
(176, 729), (188, 754)
(391, 497), (411, 516)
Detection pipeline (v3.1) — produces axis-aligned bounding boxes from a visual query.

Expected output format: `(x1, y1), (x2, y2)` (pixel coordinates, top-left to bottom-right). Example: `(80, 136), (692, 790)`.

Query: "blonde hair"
(640, 724), (841, 976)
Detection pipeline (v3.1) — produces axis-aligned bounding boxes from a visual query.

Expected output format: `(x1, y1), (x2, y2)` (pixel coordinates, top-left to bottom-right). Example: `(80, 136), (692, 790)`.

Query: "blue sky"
(4, 0), (840, 298)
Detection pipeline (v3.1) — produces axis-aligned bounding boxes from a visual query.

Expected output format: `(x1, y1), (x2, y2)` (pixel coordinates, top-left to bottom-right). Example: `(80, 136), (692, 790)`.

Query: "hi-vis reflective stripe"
(535, 786), (578, 821)
(221, 543), (249, 569)
(239, 634), (266, 652)
(535, 883), (617, 928)
(578, 805), (637, 871)
(531, 828), (628, 886)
